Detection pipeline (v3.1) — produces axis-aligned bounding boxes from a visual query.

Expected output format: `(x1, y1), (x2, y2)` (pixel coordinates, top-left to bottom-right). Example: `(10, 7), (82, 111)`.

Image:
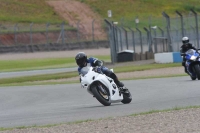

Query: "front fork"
(186, 62), (199, 77)
(186, 63), (193, 76)
(97, 83), (107, 95)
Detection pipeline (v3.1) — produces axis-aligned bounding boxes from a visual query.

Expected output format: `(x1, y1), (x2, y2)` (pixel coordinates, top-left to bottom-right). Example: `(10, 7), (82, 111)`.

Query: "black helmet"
(182, 36), (189, 44)
(75, 52), (87, 67)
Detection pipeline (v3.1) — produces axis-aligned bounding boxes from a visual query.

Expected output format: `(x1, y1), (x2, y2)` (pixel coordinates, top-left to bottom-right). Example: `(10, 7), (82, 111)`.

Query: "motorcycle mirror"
(100, 60), (104, 66)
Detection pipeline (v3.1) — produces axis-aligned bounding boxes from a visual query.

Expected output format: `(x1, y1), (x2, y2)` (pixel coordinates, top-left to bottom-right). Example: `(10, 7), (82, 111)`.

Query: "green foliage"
(81, 0), (200, 28)
(183, 4), (200, 12)
(0, 0), (64, 24)
(1, 0), (200, 29)
(82, 0), (200, 18)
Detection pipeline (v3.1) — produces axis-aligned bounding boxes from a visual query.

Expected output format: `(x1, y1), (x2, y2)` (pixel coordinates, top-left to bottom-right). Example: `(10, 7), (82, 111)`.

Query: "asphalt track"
(0, 76), (200, 128)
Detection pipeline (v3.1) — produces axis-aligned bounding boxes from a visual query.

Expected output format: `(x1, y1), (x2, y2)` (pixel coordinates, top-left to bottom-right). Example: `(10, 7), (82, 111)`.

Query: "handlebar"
(92, 66), (103, 74)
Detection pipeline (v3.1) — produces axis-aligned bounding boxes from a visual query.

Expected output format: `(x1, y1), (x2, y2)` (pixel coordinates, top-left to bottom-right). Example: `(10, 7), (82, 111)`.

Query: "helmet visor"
(76, 59), (86, 67)
(182, 40), (189, 44)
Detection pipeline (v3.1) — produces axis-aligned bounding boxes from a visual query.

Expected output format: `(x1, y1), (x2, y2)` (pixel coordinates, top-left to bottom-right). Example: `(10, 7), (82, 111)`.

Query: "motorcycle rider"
(75, 52), (126, 91)
(180, 36), (198, 73)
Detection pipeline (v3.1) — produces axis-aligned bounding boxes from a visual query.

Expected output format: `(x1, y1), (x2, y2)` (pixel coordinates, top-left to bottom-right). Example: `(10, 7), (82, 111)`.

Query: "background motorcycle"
(80, 66), (132, 106)
(181, 49), (200, 80)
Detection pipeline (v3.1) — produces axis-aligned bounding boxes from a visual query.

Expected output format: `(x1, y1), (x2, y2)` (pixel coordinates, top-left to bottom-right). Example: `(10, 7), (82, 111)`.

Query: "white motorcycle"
(80, 66), (132, 106)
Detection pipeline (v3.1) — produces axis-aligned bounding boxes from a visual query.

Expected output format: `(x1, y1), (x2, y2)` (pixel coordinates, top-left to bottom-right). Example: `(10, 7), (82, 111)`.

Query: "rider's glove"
(94, 60), (103, 67)
(97, 67), (101, 73)
(94, 66), (102, 73)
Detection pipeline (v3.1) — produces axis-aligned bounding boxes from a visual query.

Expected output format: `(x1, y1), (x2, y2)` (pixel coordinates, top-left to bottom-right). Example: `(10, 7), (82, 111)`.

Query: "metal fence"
(105, 9), (200, 63)
(1, 9), (200, 61)
(0, 19), (109, 53)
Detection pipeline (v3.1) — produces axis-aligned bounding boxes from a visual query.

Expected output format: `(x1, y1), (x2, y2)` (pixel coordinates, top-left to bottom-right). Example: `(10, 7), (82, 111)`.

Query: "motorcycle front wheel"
(121, 89), (132, 104)
(190, 75), (196, 80)
(194, 64), (200, 80)
(91, 83), (111, 106)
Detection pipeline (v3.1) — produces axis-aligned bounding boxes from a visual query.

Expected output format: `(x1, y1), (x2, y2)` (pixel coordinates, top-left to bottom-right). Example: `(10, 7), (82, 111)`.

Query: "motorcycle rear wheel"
(91, 83), (111, 106)
(121, 89), (132, 104)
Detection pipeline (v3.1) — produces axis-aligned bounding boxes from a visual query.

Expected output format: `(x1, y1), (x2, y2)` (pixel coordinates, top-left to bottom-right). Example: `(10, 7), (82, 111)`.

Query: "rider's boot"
(106, 71), (127, 91)
(182, 61), (188, 74)
(184, 66), (189, 74)
(115, 80), (127, 92)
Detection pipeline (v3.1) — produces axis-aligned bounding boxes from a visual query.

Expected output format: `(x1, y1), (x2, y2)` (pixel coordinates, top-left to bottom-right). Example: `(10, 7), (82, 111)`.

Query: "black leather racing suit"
(180, 43), (197, 72)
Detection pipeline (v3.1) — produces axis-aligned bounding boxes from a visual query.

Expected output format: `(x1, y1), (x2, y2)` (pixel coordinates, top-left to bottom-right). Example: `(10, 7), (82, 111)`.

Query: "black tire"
(194, 64), (200, 80)
(91, 83), (111, 106)
(121, 89), (132, 104)
(190, 66), (197, 80)
(190, 75), (196, 80)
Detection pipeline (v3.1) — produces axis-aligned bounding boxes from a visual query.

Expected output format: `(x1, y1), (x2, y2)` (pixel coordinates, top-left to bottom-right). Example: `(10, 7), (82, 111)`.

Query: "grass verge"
(0, 63), (183, 86)
(130, 105), (200, 116)
(0, 72), (77, 86)
(5, 74), (188, 86)
(1, 105), (199, 131)
(0, 55), (110, 72)
(0, 73), (187, 87)
(112, 63), (180, 73)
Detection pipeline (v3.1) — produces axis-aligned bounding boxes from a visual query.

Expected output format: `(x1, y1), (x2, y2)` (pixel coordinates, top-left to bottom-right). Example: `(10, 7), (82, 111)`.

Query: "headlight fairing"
(190, 55), (197, 61)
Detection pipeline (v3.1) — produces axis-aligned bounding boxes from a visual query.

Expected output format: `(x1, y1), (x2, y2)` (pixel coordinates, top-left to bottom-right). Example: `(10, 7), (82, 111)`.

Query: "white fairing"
(80, 67), (123, 103)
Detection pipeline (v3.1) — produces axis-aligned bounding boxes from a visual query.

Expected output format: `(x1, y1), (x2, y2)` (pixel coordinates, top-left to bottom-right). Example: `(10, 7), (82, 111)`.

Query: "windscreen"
(185, 49), (195, 55)
(80, 67), (90, 76)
